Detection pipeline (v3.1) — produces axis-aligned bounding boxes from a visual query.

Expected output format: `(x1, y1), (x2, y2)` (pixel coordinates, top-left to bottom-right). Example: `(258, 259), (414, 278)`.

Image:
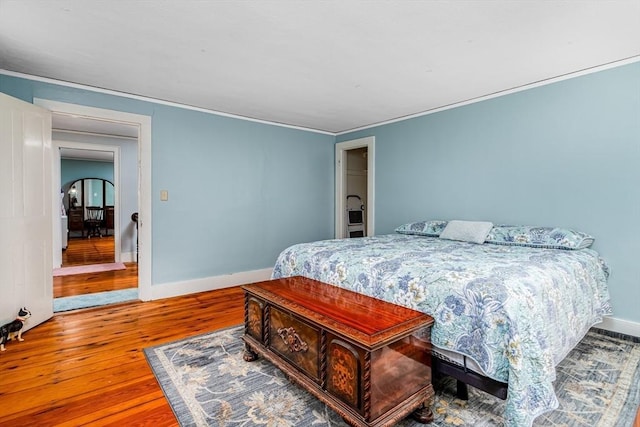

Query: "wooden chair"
(84, 207), (104, 238)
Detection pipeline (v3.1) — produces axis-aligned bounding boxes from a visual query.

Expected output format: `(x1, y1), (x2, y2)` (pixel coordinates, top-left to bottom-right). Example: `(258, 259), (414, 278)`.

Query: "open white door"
(0, 93), (54, 331)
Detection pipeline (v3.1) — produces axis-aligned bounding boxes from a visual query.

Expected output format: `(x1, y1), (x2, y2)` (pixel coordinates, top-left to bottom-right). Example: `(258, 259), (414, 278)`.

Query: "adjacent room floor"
(54, 236), (138, 312)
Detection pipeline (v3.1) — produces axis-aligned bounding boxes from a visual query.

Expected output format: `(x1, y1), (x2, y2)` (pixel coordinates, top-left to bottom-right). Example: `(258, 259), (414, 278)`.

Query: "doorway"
(58, 145), (119, 266)
(52, 124), (137, 311)
(35, 98), (153, 304)
(335, 136), (375, 238)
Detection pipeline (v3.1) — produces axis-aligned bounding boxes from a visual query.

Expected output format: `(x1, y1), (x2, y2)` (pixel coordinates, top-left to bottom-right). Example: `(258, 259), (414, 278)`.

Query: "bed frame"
(432, 354), (508, 400)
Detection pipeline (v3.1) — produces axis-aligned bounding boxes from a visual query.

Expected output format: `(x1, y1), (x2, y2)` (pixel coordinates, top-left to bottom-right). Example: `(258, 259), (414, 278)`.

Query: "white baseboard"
(149, 268), (273, 301)
(595, 316), (640, 338)
(119, 251), (135, 263)
(144, 272), (640, 340)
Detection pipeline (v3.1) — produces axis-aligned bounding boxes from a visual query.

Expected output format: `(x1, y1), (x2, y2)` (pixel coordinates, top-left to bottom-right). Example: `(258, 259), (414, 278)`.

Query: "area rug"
(53, 288), (138, 312)
(53, 262), (126, 277)
(144, 326), (640, 427)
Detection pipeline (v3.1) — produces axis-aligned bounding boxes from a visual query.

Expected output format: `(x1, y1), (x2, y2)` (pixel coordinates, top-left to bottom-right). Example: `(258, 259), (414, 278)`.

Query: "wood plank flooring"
(63, 236), (115, 266)
(54, 262), (138, 298)
(1, 286), (245, 426)
(55, 236), (138, 298)
(0, 236), (238, 425)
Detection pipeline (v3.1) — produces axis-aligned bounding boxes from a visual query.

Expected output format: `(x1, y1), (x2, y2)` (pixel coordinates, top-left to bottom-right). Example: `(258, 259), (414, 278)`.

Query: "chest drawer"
(269, 306), (320, 381)
(68, 208), (83, 231)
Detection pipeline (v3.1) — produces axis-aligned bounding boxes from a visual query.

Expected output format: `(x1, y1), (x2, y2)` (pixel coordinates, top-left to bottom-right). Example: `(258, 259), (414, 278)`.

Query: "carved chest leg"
(411, 396), (435, 424)
(243, 343), (259, 362)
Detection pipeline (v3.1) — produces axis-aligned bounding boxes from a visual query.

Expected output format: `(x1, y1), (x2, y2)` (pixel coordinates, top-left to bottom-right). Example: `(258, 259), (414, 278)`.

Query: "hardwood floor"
(63, 235), (115, 266)
(5, 236), (242, 425)
(55, 236), (138, 298)
(1, 287), (245, 426)
(54, 263), (138, 298)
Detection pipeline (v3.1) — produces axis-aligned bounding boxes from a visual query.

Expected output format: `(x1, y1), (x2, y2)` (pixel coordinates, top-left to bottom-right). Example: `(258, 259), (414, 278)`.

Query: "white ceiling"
(1, 1), (639, 134)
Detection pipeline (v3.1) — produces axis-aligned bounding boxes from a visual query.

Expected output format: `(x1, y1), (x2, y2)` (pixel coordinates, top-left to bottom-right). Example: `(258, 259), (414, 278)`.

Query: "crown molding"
(3, 55), (638, 138)
(0, 69), (336, 136)
(336, 56), (640, 136)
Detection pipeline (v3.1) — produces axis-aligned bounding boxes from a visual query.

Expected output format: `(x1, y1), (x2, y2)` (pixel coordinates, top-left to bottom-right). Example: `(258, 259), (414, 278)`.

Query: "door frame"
(53, 141), (121, 268)
(34, 99), (153, 301)
(335, 136), (375, 238)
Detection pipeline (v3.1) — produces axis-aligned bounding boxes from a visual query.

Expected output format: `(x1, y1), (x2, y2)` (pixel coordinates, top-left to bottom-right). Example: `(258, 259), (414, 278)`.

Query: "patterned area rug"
(144, 326), (640, 427)
(53, 262), (126, 277)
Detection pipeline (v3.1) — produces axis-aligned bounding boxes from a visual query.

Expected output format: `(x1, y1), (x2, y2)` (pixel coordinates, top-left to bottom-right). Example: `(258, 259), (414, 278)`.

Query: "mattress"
(272, 233), (612, 427)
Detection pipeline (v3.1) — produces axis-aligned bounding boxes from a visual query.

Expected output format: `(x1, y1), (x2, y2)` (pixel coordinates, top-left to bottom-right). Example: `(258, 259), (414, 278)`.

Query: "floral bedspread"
(271, 234), (612, 427)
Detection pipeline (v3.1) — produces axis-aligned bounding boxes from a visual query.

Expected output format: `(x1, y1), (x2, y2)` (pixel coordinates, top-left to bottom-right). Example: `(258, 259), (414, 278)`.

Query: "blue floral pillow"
(395, 220), (448, 237)
(485, 225), (594, 250)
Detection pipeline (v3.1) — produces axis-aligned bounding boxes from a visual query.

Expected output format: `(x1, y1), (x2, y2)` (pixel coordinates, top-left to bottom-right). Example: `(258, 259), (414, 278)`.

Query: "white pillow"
(439, 220), (494, 244)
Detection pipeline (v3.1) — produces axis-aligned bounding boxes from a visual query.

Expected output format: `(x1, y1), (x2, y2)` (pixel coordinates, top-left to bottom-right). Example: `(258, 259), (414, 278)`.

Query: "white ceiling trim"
(1, 69), (335, 136)
(336, 56), (640, 135)
(4, 56), (638, 138)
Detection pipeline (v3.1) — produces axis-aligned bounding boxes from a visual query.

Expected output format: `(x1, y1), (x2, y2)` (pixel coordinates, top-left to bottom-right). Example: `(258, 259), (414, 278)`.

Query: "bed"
(271, 221), (612, 427)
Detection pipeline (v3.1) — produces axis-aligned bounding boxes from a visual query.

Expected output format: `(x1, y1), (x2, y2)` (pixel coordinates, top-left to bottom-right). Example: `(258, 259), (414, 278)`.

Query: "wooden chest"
(242, 276), (434, 427)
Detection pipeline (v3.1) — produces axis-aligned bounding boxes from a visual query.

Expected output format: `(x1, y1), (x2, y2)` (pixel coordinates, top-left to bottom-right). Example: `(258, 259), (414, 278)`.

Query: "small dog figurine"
(1, 307), (31, 351)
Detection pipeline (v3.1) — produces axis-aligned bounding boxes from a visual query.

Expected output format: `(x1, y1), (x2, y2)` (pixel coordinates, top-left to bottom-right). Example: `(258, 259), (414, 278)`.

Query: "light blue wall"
(61, 159), (113, 188)
(61, 159), (114, 184)
(0, 75), (335, 285)
(151, 105), (334, 282)
(4, 63), (638, 323)
(61, 159), (114, 210)
(338, 62), (640, 325)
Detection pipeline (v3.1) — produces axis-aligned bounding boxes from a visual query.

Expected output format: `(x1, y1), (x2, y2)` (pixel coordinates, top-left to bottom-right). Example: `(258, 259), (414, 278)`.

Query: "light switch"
(160, 190), (168, 201)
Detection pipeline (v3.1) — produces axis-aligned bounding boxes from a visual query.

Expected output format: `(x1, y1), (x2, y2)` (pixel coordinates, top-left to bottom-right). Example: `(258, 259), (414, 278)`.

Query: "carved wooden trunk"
(242, 276), (434, 427)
